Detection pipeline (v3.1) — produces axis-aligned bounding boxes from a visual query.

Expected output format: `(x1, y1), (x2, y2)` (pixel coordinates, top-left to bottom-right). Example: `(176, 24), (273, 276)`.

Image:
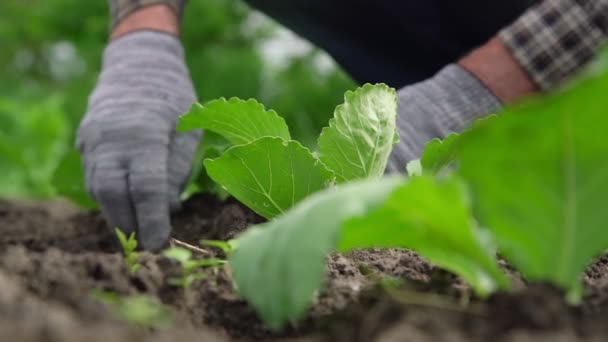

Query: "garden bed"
(1, 195), (608, 341)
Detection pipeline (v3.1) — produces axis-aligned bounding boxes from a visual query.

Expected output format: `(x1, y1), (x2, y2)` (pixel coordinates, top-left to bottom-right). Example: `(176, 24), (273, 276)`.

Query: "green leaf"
(89, 289), (121, 305)
(115, 228), (140, 273)
(115, 228), (129, 250)
(115, 229), (137, 253)
(405, 159), (422, 177)
(420, 133), (460, 175)
(0, 96), (69, 198)
(455, 70), (608, 297)
(339, 175), (509, 296)
(204, 137), (333, 219)
(98, 293), (174, 329)
(190, 258), (226, 268)
(177, 98), (291, 145)
(182, 131), (232, 200)
(229, 175), (404, 330)
(201, 239), (237, 255)
(318, 84), (398, 183)
(163, 247), (193, 266)
(52, 149), (97, 208)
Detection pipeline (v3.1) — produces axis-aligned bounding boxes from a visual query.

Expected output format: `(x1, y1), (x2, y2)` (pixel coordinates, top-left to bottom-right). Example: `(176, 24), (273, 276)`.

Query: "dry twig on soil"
(170, 238), (211, 256)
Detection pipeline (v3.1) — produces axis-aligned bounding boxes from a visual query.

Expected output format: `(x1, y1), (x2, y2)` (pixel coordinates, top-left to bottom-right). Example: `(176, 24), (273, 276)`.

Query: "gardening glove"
(387, 64), (502, 172)
(77, 31), (201, 251)
(108, 0), (187, 31)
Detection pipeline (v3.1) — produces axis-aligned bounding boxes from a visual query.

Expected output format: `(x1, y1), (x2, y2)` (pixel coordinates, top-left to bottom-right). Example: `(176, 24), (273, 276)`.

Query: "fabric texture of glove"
(77, 31), (200, 251)
(387, 64), (502, 172)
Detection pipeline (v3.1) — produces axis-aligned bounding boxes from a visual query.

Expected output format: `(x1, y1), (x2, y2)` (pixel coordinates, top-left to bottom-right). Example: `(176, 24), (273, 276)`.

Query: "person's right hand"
(386, 64), (502, 172)
(77, 31), (201, 251)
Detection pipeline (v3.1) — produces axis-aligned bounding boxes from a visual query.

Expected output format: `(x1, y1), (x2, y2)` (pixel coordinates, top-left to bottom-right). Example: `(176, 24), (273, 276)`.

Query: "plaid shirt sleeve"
(108, 0), (187, 30)
(500, 0), (608, 90)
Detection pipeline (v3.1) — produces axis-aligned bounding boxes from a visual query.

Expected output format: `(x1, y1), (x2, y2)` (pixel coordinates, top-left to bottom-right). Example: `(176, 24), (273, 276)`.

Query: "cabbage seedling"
(115, 228), (140, 273)
(178, 84), (398, 219)
(91, 290), (174, 329)
(163, 247), (226, 289)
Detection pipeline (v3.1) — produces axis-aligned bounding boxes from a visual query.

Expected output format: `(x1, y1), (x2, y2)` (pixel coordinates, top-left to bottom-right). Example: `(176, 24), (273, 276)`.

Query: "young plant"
(451, 66), (608, 302)
(200, 239), (238, 256)
(0, 96), (70, 199)
(177, 84), (398, 219)
(90, 290), (174, 329)
(227, 52), (608, 329)
(413, 60), (608, 301)
(228, 175), (507, 329)
(163, 247), (225, 289)
(115, 228), (140, 273)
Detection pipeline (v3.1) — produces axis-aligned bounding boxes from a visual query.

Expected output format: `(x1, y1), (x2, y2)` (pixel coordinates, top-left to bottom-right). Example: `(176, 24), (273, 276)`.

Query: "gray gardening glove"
(77, 31), (201, 251)
(387, 64), (502, 172)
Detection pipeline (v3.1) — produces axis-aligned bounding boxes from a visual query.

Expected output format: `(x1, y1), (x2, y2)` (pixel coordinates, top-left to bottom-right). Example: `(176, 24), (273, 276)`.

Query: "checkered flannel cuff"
(500, 0), (608, 90)
(108, 0), (187, 30)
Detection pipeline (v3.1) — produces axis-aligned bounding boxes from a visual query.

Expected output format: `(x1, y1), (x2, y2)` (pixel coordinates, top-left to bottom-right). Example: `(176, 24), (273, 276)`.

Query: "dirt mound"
(1, 195), (608, 341)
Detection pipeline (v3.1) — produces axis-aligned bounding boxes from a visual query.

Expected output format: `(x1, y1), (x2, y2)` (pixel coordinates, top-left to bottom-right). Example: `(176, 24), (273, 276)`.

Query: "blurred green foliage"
(0, 0), (355, 203)
(0, 96), (68, 197)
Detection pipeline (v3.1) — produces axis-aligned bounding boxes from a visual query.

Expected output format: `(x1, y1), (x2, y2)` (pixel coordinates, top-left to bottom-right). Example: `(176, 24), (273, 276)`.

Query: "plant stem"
(170, 238), (211, 256)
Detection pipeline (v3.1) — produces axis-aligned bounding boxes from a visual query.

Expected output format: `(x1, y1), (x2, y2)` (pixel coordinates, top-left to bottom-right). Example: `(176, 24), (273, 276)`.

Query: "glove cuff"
(108, 0), (187, 31)
(428, 64), (502, 134)
(103, 30), (187, 65)
(82, 30), (197, 148)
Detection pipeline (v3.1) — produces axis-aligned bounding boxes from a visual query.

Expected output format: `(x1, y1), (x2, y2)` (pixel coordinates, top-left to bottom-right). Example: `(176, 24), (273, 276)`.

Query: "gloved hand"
(77, 31), (201, 251)
(387, 64), (502, 172)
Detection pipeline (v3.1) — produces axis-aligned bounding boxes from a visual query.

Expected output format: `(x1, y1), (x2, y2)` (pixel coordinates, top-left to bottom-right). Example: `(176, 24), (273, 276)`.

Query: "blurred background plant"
(0, 0), (355, 206)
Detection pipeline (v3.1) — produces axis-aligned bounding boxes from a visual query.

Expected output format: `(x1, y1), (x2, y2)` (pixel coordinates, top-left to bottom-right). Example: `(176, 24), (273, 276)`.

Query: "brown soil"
(1, 195), (608, 341)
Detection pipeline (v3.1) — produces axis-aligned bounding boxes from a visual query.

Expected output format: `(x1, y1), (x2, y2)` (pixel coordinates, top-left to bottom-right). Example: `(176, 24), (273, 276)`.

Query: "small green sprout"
(90, 290), (174, 329)
(163, 247), (226, 289)
(200, 239), (238, 256)
(115, 228), (140, 273)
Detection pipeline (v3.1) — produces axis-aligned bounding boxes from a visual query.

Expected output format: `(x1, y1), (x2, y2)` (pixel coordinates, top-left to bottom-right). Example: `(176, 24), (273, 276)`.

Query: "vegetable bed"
(4, 44), (608, 342)
(1, 196), (608, 342)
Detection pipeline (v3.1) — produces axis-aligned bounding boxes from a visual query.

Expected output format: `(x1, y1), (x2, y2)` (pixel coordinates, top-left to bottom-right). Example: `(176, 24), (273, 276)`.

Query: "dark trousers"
(245, 0), (538, 88)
